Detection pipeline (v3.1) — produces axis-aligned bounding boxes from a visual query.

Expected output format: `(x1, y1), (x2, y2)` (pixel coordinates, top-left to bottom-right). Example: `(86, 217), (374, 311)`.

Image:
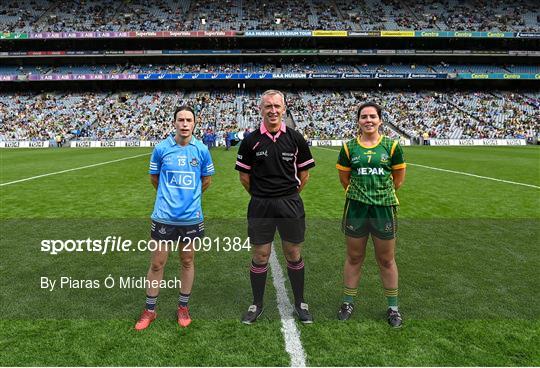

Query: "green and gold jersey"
(336, 135), (406, 206)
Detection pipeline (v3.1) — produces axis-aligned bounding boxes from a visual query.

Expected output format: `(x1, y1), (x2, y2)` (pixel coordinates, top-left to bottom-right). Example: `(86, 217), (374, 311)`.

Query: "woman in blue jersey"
(135, 105), (215, 330)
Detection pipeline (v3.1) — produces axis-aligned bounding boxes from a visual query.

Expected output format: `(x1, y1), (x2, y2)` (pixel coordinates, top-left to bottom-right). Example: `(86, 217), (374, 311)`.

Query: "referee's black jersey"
(235, 123), (315, 198)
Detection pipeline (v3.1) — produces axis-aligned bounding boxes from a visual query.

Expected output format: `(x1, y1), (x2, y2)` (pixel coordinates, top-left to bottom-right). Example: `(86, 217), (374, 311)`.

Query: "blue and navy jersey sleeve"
(149, 146), (161, 174)
(201, 146), (215, 176)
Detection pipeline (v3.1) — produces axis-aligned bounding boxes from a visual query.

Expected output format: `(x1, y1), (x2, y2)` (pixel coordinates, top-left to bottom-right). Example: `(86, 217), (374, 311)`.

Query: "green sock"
(343, 286), (357, 304)
(384, 288), (398, 311)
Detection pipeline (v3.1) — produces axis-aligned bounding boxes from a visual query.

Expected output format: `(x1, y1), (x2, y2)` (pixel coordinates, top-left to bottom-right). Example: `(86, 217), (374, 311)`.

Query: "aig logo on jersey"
(165, 171), (196, 189)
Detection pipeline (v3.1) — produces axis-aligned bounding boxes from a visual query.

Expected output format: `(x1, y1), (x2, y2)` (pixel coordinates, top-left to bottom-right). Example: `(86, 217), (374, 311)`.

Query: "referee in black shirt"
(235, 89), (316, 324)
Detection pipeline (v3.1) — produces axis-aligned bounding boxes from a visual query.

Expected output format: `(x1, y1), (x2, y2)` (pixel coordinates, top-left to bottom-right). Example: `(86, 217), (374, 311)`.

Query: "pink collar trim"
(260, 122), (286, 135)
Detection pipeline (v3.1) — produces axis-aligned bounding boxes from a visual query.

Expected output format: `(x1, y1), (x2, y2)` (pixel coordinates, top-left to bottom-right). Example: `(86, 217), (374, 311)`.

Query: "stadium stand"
(505, 65), (540, 73)
(431, 63), (511, 74)
(0, 92), (104, 141)
(0, 1), (538, 145)
(1, 91), (538, 142)
(1, 64), (539, 75)
(1, 0), (538, 32)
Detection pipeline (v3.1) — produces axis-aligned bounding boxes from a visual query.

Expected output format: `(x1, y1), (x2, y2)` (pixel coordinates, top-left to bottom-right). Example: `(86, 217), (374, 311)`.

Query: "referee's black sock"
(250, 260), (268, 307)
(287, 258), (305, 306)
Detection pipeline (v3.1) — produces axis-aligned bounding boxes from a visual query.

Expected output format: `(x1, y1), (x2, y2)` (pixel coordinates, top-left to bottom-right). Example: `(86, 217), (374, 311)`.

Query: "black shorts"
(247, 193), (305, 245)
(151, 220), (204, 242)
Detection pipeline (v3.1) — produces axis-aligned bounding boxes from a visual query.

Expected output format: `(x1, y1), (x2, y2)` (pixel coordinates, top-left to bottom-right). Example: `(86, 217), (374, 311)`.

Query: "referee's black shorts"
(247, 193), (306, 245)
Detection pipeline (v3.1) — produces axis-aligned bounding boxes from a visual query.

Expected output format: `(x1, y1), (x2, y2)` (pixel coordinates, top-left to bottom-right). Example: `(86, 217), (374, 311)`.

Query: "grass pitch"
(0, 145), (539, 366)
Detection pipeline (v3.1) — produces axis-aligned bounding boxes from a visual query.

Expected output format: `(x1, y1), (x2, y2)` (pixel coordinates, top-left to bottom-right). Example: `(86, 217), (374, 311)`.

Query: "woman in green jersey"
(335, 102), (406, 328)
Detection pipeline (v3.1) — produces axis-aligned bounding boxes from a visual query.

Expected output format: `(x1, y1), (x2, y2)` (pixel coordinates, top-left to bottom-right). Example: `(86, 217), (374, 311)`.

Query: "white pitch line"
(269, 245), (307, 367)
(0, 152), (150, 187)
(407, 163), (540, 189)
(314, 146), (539, 189)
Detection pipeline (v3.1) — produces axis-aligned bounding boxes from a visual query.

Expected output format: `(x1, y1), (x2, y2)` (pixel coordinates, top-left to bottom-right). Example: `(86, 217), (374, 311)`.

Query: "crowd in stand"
(0, 92), (102, 141)
(1, 90), (538, 143)
(1, 0), (537, 32)
(2, 63), (539, 76)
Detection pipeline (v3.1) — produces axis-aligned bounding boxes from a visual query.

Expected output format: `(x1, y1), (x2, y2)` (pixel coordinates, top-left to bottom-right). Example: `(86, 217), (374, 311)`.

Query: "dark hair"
(173, 105), (196, 124)
(356, 102), (382, 121)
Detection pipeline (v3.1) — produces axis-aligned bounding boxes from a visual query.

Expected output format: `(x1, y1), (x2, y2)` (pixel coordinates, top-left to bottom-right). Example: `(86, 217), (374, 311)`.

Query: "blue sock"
(178, 292), (191, 307)
(145, 295), (158, 311)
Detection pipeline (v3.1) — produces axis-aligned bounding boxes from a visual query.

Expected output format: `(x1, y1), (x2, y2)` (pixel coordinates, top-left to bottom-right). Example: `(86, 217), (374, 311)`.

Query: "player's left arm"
(336, 142), (352, 191)
(390, 140), (406, 190)
(200, 146), (215, 193)
(391, 169), (406, 190)
(150, 174), (159, 190)
(149, 146), (162, 190)
(338, 170), (351, 190)
(201, 176), (212, 192)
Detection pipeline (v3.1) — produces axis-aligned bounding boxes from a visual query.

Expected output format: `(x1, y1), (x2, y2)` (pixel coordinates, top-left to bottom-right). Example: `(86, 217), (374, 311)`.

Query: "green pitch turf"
(0, 145), (539, 366)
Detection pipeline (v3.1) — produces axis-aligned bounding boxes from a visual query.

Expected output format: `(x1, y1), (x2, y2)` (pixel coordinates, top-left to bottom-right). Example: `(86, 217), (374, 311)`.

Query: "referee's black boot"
(241, 304), (264, 324)
(294, 303), (313, 324)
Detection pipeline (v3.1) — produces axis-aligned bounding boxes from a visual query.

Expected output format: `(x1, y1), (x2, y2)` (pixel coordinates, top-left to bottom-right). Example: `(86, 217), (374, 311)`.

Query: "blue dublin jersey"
(149, 134), (215, 225)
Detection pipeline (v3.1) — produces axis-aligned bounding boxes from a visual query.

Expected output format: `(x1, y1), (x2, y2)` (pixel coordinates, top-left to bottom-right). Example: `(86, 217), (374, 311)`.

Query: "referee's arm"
(239, 172), (250, 194)
(295, 132), (315, 193)
(298, 170), (309, 193)
(235, 137), (253, 194)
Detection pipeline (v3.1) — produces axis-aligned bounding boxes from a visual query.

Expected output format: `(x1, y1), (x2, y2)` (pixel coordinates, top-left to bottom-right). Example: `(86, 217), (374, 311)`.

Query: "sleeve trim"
(343, 142), (350, 160)
(390, 140), (399, 157)
(297, 158), (315, 168)
(235, 161), (252, 170)
(336, 164), (352, 171)
(392, 163), (406, 170)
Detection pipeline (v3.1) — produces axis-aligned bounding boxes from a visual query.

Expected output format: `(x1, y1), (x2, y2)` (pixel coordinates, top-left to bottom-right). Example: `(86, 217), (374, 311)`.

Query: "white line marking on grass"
(269, 245), (307, 367)
(314, 146), (539, 189)
(407, 163), (540, 189)
(0, 153), (150, 187)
